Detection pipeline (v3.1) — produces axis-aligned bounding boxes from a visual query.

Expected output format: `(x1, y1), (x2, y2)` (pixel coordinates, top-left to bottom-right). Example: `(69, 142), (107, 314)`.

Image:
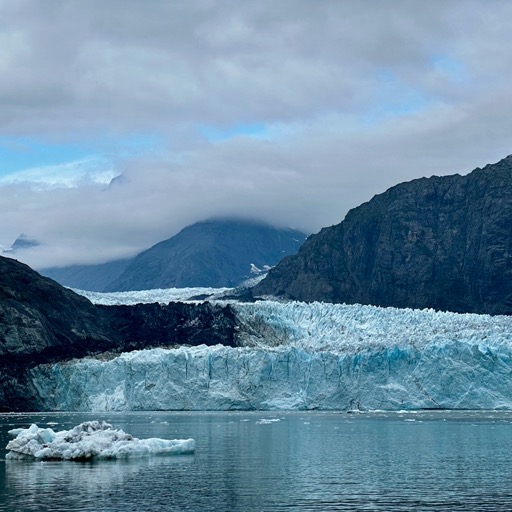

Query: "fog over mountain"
(41, 219), (306, 292)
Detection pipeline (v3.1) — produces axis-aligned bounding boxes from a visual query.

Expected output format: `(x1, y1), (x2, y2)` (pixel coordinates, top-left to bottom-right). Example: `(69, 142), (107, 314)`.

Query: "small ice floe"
(6, 421), (195, 460)
(256, 418), (281, 425)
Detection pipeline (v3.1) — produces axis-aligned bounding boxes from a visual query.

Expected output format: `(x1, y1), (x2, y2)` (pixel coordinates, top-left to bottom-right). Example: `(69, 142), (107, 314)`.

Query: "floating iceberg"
(6, 421), (195, 460)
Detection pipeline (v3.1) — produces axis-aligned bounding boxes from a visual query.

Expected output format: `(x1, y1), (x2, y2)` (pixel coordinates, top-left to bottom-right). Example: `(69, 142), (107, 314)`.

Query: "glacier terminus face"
(30, 292), (512, 412)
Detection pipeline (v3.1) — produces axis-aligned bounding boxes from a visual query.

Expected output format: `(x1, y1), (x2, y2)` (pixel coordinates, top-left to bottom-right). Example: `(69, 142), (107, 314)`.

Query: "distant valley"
(39, 218), (307, 292)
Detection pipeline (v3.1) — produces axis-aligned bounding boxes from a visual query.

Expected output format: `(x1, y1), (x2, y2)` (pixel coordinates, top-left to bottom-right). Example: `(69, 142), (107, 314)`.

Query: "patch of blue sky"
(0, 156), (118, 189)
(199, 123), (269, 142)
(363, 69), (433, 126)
(431, 54), (469, 84)
(0, 132), (165, 179)
(103, 132), (166, 159)
(0, 137), (89, 177)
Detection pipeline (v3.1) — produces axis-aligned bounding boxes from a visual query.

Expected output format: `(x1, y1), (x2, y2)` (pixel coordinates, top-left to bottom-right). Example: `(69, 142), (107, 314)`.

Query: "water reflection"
(3, 456), (194, 512)
(2, 411), (512, 511)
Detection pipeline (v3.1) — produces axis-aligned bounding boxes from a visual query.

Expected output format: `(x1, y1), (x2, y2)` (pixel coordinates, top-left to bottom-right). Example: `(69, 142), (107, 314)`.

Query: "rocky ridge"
(254, 155), (512, 315)
(0, 256), (236, 411)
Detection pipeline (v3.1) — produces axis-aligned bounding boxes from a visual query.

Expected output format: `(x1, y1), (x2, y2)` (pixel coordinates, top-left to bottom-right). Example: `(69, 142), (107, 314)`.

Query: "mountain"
(9, 234), (40, 251)
(41, 218), (307, 291)
(104, 219), (307, 291)
(1, 233), (40, 256)
(0, 255), (236, 410)
(42, 258), (131, 292)
(254, 155), (512, 315)
(1, 234), (128, 293)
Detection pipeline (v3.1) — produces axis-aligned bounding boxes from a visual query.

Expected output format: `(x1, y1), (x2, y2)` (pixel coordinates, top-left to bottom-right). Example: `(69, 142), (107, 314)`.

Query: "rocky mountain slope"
(42, 258), (131, 292)
(254, 155), (512, 315)
(41, 218), (306, 291)
(104, 218), (306, 291)
(0, 256), (236, 411)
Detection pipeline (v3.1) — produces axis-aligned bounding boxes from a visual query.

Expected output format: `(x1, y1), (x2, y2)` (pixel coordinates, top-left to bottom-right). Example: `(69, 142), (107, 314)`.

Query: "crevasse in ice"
(31, 295), (512, 411)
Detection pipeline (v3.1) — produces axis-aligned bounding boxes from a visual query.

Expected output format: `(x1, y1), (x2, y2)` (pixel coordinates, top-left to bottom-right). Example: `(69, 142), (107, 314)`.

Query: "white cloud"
(0, 158), (119, 189)
(1, 1), (512, 268)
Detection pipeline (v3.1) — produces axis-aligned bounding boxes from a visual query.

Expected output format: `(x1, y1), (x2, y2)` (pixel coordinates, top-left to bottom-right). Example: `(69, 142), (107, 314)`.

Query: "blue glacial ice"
(30, 297), (512, 411)
(6, 421), (195, 460)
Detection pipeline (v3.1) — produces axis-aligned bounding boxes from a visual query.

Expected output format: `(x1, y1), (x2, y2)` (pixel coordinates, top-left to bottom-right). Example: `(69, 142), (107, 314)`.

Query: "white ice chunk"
(5, 421), (195, 460)
(256, 418), (281, 424)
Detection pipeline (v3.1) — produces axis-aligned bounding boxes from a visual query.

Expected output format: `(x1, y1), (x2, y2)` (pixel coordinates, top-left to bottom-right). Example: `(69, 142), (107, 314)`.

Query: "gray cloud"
(1, 0), (512, 268)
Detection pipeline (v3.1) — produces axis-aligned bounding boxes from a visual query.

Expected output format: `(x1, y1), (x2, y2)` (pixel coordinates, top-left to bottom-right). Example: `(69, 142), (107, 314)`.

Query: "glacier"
(29, 294), (512, 411)
(73, 286), (231, 305)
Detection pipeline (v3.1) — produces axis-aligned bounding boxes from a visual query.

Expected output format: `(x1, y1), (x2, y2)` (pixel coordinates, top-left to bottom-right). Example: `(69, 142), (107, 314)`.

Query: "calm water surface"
(1, 410), (512, 511)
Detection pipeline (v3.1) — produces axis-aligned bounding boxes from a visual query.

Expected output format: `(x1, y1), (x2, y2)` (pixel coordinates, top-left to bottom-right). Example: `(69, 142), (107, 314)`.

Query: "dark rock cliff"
(0, 256), (237, 411)
(254, 155), (512, 315)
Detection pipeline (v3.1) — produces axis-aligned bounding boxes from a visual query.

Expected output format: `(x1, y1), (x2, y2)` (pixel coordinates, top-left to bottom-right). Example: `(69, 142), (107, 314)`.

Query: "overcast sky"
(1, 0), (512, 269)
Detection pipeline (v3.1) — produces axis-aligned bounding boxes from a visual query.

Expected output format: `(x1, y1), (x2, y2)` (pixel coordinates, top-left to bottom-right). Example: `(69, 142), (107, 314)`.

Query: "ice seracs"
(30, 341), (512, 411)
(31, 292), (512, 412)
(6, 421), (195, 460)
